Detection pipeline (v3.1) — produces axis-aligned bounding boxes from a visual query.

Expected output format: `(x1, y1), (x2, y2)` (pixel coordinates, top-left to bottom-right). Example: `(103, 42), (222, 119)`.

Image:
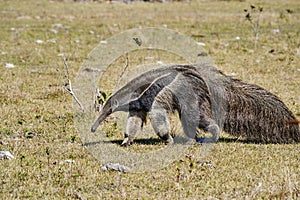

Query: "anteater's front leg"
(149, 105), (173, 145)
(121, 111), (146, 146)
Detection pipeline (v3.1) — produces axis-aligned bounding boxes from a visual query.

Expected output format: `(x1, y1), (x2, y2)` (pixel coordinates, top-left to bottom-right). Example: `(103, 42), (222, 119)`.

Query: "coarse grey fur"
(91, 63), (300, 145)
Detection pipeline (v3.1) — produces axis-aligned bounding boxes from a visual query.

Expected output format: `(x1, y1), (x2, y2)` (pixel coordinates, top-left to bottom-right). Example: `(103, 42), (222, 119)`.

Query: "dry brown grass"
(0, 0), (299, 199)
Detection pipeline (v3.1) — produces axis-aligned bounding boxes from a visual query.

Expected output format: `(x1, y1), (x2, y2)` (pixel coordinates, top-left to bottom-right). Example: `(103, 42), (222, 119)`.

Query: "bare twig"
(93, 54), (128, 113)
(251, 10), (261, 49)
(114, 53), (129, 88)
(245, 5), (263, 49)
(94, 88), (101, 113)
(63, 57), (85, 112)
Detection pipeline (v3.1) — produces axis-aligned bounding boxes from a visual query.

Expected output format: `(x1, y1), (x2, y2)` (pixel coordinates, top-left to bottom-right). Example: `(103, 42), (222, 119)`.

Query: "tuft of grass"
(0, 0), (299, 199)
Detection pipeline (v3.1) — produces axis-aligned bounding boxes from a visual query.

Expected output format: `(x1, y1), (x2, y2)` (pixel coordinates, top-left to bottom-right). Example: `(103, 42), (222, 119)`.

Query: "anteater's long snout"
(91, 115), (103, 132)
(91, 101), (112, 132)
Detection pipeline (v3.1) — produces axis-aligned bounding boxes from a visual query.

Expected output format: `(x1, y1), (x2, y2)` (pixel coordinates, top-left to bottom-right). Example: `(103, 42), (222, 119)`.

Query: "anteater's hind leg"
(121, 111), (146, 146)
(181, 109), (220, 143)
(199, 118), (220, 143)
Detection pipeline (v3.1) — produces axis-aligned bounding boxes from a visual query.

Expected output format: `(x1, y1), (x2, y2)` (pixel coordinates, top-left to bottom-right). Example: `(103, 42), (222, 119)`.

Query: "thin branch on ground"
(63, 57), (85, 112)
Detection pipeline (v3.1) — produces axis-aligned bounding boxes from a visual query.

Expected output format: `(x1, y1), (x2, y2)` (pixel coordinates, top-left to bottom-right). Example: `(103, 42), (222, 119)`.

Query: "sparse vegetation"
(0, 0), (299, 199)
(244, 4), (263, 49)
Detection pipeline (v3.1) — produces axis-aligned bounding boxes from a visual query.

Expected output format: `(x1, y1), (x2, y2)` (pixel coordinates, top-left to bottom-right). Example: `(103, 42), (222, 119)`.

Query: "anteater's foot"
(121, 137), (134, 146)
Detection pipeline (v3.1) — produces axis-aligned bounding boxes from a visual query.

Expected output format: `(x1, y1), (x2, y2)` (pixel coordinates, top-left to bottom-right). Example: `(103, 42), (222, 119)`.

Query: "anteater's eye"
(113, 99), (119, 107)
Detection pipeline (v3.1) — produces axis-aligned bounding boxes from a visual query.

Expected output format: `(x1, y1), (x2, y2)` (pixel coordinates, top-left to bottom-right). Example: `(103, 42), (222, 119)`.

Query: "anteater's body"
(91, 64), (299, 145)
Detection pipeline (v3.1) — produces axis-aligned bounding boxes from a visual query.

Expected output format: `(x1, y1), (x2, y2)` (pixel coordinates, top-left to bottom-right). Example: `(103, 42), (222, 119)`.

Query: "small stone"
(5, 63), (15, 68)
(101, 163), (130, 172)
(272, 29), (280, 34)
(0, 151), (15, 160)
(196, 42), (206, 46)
(52, 23), (64, 29)
(49, 29), (58, 34)
(196, 160), (212, 167)
(35, 39), (44, 44)
(47, 38), (57, 44)
(229, 72), (237, 76)
(59, 159), (75, 164)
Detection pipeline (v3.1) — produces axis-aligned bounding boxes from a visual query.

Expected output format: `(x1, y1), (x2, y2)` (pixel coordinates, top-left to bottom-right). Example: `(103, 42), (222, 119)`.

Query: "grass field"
(0, 0), (300, 199)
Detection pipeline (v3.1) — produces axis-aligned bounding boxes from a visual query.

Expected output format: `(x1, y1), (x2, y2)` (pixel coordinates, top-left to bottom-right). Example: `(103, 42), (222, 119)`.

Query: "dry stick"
(253, 11), (260, 49)
(248, 9), (262, 49)
(94, 54), (128, 111)
(114, 53), (129, 89)
(63, 57), (85, 112)
(94, 87), (102, 113)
